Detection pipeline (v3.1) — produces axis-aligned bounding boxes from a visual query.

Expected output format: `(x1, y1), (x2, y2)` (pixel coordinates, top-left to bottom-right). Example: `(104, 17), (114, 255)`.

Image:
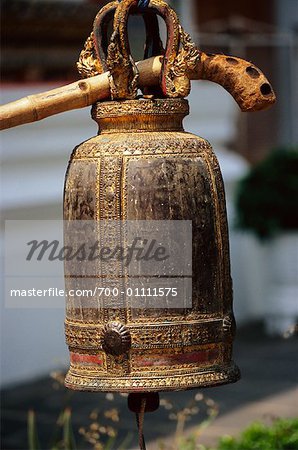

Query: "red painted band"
(70, 352), (103, 365)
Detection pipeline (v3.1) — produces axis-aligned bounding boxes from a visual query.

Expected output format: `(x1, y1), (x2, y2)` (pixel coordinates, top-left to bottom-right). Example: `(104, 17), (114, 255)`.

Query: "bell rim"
(64, 364), (241, 393)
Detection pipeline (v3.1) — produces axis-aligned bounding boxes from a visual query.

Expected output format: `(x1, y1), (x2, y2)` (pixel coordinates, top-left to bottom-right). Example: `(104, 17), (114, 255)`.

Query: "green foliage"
(28, 408), (77, 450)
(194, 418), (298, 450)
(62, 408), (77, 450)
(28, 410), (40, 450)
(158, 393), (219, 450)
(214, 418), (298, 450)
(235, 148), (298, 239)
(28, 373), (133, 450)
(27, 405), (131, 450)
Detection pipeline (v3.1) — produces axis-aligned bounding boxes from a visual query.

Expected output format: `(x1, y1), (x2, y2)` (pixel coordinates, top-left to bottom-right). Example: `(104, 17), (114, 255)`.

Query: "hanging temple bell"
(63, 0), (276, 393)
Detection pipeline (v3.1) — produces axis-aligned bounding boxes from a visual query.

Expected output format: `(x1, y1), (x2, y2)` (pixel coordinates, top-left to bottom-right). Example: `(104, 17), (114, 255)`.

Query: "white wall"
(275, 0), (298, 146)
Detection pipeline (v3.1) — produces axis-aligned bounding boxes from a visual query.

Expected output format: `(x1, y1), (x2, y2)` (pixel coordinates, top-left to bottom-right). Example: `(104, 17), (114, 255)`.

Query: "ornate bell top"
(92, 98), (189, 133)
(0, 0), (276, 130)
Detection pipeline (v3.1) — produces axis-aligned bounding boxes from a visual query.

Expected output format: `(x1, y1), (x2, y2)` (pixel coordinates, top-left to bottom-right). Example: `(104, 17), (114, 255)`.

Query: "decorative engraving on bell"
(64, 96), (240, 392)
(63, 0), (243, 393)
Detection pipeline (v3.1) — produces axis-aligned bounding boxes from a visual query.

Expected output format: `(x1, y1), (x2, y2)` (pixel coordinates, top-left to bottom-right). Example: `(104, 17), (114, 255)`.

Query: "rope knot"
(118, 0), (150, 7)
(138, 0), (150, 7)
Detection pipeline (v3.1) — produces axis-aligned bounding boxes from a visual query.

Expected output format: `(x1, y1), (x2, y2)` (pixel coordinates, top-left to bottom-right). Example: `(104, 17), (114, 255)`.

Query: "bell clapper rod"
(128, 392), (160, 450)
(0, 53), (276, 131)
(136, 398), (147, 450)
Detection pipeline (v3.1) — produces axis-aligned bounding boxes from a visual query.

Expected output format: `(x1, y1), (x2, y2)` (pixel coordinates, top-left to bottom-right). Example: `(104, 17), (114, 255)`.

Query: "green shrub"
(198, 418), (298, 450)
(216, 418), (298, 450)
(235, 148), (298, 239)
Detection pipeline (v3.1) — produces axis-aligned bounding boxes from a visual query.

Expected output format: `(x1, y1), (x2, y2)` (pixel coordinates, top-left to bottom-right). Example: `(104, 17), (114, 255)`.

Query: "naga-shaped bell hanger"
(0, 0), (276, 130)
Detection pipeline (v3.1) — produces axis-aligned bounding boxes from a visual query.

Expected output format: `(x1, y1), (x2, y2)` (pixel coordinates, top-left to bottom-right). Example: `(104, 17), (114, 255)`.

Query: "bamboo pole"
(0, 54), (276, 131)
(0, 74), (110, 131)
(0, 57), (162, 131)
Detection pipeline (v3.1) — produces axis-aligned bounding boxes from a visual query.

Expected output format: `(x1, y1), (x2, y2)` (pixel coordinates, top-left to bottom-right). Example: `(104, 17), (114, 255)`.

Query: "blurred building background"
(1, 0), (297, 387)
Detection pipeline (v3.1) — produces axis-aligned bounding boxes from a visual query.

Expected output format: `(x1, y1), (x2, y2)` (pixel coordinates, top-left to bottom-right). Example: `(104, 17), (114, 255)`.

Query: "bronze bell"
(62, 0), (275, 394)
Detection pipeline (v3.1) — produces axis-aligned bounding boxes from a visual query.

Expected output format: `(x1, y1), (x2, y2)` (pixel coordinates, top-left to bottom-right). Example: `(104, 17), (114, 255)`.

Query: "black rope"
(137, 0), (150, 8)
(118, 0), (150, 7)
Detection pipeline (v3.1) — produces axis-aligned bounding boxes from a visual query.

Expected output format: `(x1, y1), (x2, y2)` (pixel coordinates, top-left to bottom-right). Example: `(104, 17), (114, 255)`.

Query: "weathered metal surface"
(64, 98), (240, 392)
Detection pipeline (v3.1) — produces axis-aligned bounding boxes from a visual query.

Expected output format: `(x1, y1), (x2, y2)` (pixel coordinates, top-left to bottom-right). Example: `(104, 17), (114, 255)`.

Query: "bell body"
(64, 98), (240, 392)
